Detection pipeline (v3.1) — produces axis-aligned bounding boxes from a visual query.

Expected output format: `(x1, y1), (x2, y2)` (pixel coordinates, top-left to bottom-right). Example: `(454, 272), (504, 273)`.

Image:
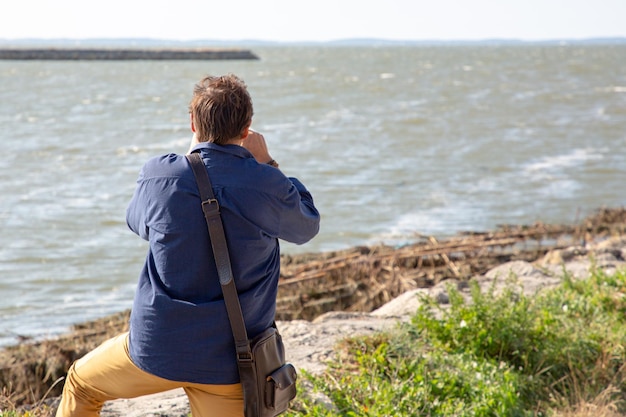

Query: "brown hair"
(189, 74), (253, 145)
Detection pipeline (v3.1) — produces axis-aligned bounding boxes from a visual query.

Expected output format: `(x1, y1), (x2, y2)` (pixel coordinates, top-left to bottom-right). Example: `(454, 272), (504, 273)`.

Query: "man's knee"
(56, 363), (106, 417)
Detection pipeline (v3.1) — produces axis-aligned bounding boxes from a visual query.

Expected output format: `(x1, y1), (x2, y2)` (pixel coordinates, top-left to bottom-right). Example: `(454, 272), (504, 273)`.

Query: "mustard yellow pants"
(55, 332), (243, 417)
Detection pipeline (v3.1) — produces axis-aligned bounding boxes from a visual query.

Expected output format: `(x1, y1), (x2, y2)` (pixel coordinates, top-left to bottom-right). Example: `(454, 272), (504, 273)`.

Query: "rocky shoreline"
(2, 208), (626, 415)
(96, 235), (626, 416)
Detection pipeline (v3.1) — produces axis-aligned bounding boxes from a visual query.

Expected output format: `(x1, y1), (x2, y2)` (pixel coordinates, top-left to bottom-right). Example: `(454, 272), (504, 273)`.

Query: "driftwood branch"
(276, 208), (626, 320)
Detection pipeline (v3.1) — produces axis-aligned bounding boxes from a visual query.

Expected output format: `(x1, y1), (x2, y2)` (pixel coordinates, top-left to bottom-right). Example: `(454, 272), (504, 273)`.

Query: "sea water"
(1, 42), (625, 345)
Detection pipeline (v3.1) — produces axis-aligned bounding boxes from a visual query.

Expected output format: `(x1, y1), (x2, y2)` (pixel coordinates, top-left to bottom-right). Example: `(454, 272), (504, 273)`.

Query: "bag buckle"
(236, 344), (253, 364)
(237, 352), (253, 363)
(202, 198), (220, 216)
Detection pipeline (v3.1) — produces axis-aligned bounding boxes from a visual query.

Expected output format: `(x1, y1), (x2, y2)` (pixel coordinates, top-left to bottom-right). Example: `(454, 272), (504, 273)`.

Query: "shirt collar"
(190, 142), (254, 159)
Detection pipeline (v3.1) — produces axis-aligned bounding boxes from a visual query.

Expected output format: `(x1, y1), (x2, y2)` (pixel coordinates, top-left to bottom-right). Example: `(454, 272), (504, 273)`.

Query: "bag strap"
(185, 152), (257, 374)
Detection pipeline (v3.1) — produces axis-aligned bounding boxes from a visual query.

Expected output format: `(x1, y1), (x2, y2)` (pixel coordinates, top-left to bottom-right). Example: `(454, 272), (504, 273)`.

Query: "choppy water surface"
(1, 43), (625, 345)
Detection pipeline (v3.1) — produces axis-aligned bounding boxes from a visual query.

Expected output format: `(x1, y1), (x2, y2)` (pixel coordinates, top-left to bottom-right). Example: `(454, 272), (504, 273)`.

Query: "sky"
(1, 0), (625, 43)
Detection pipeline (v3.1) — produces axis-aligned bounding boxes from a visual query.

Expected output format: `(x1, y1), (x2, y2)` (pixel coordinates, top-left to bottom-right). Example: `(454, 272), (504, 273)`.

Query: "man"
(55, 74), (320, 417)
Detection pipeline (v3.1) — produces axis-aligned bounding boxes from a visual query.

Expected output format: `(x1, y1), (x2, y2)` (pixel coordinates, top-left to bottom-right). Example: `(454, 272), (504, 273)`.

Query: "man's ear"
(240, 124), (250, 139)
(190, 113), (196, 133)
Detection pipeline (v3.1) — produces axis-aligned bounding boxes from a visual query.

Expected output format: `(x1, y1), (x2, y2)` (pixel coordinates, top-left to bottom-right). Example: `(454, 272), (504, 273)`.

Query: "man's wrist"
(266, 159), (279, 168)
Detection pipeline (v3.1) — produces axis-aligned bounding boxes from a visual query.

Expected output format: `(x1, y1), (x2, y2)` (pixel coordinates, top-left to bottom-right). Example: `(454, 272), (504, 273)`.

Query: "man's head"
(189, 74), (253, 145)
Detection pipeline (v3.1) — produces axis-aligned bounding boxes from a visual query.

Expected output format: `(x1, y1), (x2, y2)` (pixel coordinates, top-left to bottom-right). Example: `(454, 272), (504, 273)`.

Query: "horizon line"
(1, 36), (625, 45)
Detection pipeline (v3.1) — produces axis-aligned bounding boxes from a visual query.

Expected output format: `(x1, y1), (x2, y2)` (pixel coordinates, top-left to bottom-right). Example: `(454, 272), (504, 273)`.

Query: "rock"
(542, 247), (588, 265)
(100, 389), (189, 417)
(594, 236), (626, 253)
(280, 312), (401, 375)
(371, 288), (430, 317)
(297, 379), (338, 413)
(485, 260), (546, 279)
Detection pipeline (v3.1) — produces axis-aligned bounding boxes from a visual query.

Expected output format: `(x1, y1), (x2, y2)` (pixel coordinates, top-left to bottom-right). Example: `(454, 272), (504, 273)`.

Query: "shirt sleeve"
(275, 177), (320, 245)
(126, 165), (150, 240)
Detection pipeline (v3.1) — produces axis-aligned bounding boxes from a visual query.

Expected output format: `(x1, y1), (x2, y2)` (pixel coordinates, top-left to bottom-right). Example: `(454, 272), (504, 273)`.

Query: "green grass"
(286, 267), (626, 417)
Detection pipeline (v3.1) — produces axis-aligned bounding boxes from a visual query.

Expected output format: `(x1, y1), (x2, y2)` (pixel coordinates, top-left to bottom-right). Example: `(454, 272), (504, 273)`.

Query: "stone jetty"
(0, 48), (259, 60)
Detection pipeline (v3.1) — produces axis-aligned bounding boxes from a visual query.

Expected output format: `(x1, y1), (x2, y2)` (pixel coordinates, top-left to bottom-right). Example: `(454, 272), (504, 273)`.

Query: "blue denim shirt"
(125, 142), (320, 384)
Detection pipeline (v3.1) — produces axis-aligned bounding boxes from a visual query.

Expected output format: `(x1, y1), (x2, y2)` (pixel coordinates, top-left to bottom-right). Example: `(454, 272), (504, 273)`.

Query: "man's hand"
(242, 130), (274, 165)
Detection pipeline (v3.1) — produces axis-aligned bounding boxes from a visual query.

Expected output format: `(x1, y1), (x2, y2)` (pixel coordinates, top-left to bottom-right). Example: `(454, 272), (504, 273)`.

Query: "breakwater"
(0, 48), (259, 60)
